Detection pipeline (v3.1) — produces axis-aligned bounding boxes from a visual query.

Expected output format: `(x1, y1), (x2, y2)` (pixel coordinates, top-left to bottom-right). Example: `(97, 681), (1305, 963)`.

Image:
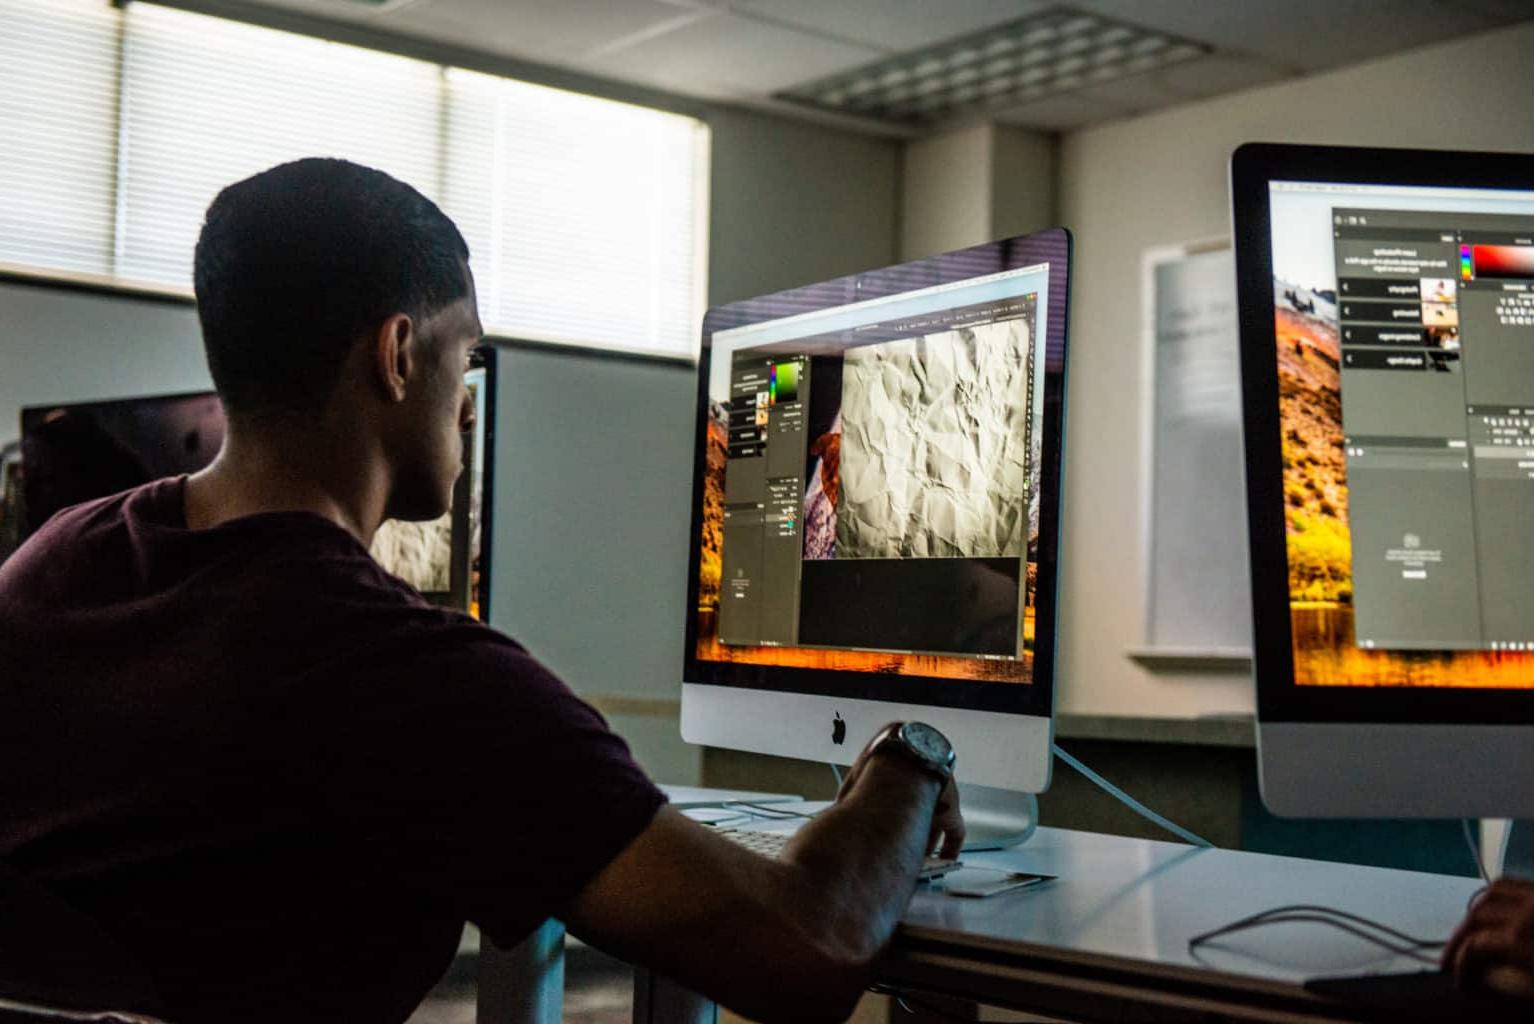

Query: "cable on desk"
(720, 800), (818, 820)
(895, 995), (970, 1022)
(869, 985), (973, 1023)
(1188, 904), (1446, 967)
(829, 762), (843, 788)
(1052, 743), (1214, 848)
(1463, 818), (1490, 884)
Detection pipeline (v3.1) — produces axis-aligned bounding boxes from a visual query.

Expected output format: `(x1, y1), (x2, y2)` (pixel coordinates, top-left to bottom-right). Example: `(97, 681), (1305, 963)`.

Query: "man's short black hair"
(194, 158), (471, 417)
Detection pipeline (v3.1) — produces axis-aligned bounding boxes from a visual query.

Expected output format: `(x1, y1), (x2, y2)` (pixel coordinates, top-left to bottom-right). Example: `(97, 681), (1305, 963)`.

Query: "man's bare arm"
(560, 743), (961, 1024)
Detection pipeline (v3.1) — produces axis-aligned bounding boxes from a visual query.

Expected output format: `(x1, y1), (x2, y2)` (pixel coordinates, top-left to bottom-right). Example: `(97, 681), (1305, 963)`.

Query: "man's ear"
(373, 313), (416, 403)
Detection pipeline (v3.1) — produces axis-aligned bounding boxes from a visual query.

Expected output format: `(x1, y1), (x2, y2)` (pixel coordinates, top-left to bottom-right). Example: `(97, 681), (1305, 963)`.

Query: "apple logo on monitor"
(832, 712), (846, 745)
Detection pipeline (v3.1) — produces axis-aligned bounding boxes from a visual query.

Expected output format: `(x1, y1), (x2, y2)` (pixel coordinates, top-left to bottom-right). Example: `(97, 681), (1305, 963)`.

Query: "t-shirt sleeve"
(309, 627), (667, 948)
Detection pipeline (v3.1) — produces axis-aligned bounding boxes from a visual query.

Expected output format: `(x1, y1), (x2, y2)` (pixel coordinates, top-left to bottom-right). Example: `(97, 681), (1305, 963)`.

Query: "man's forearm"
(561, 749), (951, 1024)
(778, 756), (943, 968)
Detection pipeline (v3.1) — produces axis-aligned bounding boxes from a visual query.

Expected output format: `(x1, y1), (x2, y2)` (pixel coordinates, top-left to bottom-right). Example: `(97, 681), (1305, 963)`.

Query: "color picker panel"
(1471, 244), (1534, 280)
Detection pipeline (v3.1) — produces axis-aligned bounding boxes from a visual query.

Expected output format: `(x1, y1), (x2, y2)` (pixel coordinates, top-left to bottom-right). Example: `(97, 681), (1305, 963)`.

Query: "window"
(0, 0), (709, 360)
(116, 4), (444, 290)
(0, 0), (119, 276)
(444, 70), (708, 358)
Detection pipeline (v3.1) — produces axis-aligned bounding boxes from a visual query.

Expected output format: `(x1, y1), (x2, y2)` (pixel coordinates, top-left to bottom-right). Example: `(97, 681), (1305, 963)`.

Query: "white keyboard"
(713, 827), (961, 881)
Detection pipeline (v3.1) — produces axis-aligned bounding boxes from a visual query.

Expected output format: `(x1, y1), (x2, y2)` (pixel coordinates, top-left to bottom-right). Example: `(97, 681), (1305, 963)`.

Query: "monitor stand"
(958, 783), (1038, 851)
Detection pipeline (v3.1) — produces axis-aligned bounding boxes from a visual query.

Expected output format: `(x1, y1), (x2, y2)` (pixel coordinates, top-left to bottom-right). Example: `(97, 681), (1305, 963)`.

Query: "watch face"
(902, 722), (952, 765)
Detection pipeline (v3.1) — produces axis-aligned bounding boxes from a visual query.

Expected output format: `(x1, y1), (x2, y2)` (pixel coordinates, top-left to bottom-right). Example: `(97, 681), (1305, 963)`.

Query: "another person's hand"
(1443, 877), (1534, 999)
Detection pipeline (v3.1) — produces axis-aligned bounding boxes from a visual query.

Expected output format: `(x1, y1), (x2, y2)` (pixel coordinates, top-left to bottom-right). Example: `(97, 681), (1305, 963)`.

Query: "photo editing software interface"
(1268, 180), (1534, 687)
(695, 263), (1050, 685)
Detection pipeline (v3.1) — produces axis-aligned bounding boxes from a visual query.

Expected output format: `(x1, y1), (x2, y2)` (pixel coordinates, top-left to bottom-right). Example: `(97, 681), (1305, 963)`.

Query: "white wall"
(0, 282), (207, 443)
(902, 123), (992, 260)
(1054, 22), (1534, 718)
(709, 107), (898, 304)
(484, 344), (700, 783)
(992, 124), (1057, 242)
(900, 122), (1056, 261)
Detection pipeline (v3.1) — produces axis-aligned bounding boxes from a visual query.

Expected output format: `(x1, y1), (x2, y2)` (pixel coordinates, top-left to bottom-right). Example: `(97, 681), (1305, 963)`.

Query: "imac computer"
(18, 391), (226, 540)
(12, 347), (499, 621)
(681, 230), (1071, 846)
(1232, 143), (1534, 817)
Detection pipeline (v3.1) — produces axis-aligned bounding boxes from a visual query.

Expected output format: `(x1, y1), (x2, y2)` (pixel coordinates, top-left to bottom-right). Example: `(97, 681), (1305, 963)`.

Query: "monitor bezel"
(1232, 141), (1534, 726)
(682, 229), (1070, 720)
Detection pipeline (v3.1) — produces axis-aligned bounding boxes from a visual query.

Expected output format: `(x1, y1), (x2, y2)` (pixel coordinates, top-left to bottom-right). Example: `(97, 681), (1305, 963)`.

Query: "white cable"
(1463, 818), (1489, 884)
(1053, 743), (1214, 848)
(829, 747), (1211, 848)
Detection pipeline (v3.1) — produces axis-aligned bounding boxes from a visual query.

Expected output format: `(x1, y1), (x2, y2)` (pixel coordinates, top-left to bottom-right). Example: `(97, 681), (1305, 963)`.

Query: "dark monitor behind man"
(0, 158), (963, 1024)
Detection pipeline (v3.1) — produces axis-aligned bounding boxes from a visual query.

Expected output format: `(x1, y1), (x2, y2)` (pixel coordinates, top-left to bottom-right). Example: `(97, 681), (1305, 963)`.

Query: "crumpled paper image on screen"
(372, 513), (452, 593)
(837, 320), (1031, 559)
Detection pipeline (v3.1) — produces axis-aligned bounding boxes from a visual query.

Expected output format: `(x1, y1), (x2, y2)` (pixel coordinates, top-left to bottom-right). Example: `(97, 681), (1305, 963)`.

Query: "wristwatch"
(865, 721), (956, 782)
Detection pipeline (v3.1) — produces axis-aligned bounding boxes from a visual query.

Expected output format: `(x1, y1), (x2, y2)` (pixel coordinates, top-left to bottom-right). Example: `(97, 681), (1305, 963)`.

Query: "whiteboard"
(1136, 242), (1253, 665)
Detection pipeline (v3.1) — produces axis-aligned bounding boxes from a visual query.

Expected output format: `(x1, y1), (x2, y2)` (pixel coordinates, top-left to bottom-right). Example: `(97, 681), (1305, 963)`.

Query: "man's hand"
(1443, 877), (1534, 999)
(835, 729), (965, 859)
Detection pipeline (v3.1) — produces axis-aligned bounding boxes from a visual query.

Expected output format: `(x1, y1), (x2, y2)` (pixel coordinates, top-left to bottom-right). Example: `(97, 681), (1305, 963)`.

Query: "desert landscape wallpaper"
(1275, 285), (1529, 687)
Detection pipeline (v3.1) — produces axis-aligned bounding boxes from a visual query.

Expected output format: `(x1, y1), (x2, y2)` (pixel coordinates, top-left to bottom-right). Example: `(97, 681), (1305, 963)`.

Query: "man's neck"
(183, 418), (391, 544)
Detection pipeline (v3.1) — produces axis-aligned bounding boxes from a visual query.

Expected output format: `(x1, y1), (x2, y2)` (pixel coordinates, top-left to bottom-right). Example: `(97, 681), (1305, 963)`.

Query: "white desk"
(886, 826), (1483, 1022)
(629, 823), (1497, 1024)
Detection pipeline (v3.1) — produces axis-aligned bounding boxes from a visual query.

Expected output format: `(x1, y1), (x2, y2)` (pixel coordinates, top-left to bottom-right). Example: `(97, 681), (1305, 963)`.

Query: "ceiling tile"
(1073, 0), (1511, 73)
(584, 11), (884, 97)
(1446, 0), (1534, 19)
(1141, 53), (1294, 101)
(230, 0), (382, 25)
(381, 0), (706, 63)
(222, 0), (1534, 137)
(1070, 54), (1292, 113)
(726, 0), (1053, 53)
(991, 91), (1131, 131)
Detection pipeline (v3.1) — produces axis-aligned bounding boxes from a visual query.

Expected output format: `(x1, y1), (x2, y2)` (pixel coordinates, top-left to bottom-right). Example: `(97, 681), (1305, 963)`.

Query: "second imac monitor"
(1232, 143), (1534, 817)
(682, 230), (1070, 796)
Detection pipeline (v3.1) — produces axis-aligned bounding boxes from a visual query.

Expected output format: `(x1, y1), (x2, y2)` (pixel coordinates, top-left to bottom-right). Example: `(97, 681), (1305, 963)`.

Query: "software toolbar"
(1334, 208), (1534, 651)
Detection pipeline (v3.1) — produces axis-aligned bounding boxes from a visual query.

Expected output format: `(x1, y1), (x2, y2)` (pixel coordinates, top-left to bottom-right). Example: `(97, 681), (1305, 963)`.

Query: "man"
(0, 159), (963, 1024)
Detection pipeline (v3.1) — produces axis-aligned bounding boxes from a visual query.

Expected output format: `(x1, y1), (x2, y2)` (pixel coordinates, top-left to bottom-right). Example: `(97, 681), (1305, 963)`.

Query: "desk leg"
(633, 966), (717, 1024)
(476, 918), (565, 1024)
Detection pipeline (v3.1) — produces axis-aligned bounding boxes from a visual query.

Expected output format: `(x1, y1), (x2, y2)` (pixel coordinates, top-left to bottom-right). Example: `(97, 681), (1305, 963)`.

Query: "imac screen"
(1267, 179), (1534, 686)
(693, 261), (1051, 685)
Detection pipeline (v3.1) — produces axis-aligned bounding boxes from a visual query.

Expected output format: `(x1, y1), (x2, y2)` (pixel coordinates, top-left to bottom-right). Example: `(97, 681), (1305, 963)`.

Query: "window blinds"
(444, 69), (709, 359)
(0, 0), (120, 276)
(117, 4), (444, 289)
(0, 0), (708, 359)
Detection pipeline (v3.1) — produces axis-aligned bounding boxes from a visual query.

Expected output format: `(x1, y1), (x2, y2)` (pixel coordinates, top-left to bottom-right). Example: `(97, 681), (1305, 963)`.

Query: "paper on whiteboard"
(1146, 244), (1253, 654)
(1155, 249), (1241, 426)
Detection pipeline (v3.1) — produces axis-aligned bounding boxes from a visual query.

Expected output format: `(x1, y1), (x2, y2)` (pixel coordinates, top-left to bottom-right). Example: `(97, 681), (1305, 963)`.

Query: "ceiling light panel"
(775, 6), (1209, 126)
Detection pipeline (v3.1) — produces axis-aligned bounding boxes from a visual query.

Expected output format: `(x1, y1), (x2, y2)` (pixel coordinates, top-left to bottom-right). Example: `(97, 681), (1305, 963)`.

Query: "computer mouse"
(1481, 963), (1534, 1001)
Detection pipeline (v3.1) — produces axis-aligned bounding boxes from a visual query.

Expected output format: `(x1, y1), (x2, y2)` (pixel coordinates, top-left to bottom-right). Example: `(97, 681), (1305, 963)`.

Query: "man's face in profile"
(387, 266), (484, 522)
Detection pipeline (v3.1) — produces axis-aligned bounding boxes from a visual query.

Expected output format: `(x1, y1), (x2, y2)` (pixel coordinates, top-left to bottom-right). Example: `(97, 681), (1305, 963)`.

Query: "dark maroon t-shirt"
(0, 477), (666, 1023)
